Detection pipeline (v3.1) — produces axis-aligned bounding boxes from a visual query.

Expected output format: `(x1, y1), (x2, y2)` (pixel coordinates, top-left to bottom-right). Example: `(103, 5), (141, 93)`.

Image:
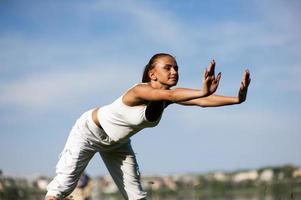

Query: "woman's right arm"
(129, 60), (221, 103)
(132, 85), (210, 102)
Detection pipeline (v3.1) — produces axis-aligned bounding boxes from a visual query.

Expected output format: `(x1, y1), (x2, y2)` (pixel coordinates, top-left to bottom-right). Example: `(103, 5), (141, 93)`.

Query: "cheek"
(155, 71), (166, 78)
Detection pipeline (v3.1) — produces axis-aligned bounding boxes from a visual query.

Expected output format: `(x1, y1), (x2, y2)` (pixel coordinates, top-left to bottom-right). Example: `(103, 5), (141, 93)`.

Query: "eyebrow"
(162, 64), (178, 67)
(154, 62), (179, 69)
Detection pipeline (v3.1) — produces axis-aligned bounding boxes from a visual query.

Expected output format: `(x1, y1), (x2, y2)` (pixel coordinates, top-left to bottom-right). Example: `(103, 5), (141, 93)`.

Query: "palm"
(202, 60), (221, 96)
(238, 69), (251, 103)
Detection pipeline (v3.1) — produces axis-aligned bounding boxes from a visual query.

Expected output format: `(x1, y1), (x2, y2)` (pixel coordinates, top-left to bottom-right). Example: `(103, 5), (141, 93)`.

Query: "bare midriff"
(92, 108), (102, 129)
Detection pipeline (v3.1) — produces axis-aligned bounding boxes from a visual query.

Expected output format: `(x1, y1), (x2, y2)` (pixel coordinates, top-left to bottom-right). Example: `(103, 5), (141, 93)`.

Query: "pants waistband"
(85, 109), (125, 148)
(86, 109), (108, 139)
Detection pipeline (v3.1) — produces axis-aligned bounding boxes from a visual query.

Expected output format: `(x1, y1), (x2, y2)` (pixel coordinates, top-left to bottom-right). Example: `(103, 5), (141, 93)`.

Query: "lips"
(169, 76), (178, 81)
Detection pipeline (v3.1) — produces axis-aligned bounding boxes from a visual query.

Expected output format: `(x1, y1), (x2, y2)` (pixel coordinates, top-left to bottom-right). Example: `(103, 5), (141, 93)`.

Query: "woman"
(45, 53), (251, 200)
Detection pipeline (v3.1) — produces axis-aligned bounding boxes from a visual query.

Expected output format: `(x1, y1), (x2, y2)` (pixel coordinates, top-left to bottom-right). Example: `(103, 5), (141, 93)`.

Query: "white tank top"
(97, 85), (164, 143)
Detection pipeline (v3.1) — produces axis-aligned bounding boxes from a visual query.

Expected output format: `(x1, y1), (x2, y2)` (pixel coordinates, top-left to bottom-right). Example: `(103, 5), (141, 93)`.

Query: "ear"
(148, 69), (157, 81)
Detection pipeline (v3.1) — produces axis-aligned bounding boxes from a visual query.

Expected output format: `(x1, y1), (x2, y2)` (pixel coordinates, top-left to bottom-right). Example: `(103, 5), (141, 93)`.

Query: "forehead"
(155, 56), (177, 65)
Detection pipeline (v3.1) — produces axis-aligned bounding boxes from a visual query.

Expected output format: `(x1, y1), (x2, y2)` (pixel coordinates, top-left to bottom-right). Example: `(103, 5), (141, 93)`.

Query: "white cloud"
(255, 0), (301, 33)
(1, 0), (300, 111)
(85, 0), (198, 54)
(0, 34), (135, 72)
(0, 66), (137, 111)
(166, 106), (300, 136)
(81, 0), (295, 63)
(278, 64), (301, 92)
(1, 0), (301, 176)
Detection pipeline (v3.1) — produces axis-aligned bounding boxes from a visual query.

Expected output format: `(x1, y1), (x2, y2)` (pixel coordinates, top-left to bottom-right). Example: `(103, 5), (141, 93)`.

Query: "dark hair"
(142, 53), (175, 82)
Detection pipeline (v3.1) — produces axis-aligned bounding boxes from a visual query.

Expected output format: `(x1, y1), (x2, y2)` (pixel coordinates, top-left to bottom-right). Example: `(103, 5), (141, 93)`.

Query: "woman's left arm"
(176, 69), (251, 107)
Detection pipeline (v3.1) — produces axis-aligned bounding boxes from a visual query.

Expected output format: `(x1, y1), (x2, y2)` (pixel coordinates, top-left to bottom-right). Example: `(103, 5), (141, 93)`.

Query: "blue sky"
(0, 0), (300, 177)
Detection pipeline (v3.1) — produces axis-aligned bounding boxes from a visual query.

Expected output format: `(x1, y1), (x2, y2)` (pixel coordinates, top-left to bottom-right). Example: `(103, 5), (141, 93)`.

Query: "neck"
(149, 81), (170, 90)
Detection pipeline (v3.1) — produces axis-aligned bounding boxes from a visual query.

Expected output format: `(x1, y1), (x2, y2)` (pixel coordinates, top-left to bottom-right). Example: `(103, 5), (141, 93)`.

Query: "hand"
(202, 60), (222, 96)
(238, 69), (251, 103)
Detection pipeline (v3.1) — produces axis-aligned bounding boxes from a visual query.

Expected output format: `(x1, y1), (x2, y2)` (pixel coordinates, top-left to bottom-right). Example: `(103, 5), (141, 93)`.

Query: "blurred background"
(0, 0), (300, 199)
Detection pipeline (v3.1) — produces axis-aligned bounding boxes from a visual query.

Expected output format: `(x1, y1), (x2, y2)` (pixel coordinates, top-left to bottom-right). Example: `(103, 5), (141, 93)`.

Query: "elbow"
(197, 99), (209, 108)
(198, 103), (209, 108)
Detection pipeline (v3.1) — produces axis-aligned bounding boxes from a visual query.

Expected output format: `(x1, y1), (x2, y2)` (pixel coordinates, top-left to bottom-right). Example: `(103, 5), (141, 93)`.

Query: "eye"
(174, 65), (179, 71)
(163, 66), (171, 70)
(163, 65), (178, 72)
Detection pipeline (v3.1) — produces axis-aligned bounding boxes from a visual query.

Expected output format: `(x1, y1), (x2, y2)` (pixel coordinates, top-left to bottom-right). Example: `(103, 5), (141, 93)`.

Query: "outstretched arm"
(124, 60), (221, 105)
(177, 69), (251, 107)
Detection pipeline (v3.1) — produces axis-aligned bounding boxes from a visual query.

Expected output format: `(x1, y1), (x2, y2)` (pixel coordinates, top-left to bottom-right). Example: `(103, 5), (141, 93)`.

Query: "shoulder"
(126, 82), (175, 102)
(133, 82), (150, 88)
(131, 83), (171, 98)
(122, 83), (151, 106)
(123, 83), (149, 95)
(130, 82), (153, 93)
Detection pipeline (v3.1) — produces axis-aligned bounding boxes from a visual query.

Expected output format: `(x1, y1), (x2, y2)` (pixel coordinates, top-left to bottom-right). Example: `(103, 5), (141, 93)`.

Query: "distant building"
(233, 170), (258, 183)
(213, 172), (228, 182)
(36, 178), (49, 191)
(178, 174), (199, 186)
(0, 182), (4, 193)
(259, 169), (274, 182)
(293, 169), (301, 178)
(99, 175), (118, 194)
(146, 177), (163, 191)
(163, 176), (177, 191)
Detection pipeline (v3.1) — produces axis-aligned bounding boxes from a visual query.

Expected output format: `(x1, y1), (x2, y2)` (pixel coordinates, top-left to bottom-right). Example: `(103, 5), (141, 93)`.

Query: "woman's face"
(150, 56), (179, 87)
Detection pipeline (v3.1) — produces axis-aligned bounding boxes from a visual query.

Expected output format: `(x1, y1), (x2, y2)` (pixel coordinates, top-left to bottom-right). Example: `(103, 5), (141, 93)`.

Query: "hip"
(73, 109), (123, 150)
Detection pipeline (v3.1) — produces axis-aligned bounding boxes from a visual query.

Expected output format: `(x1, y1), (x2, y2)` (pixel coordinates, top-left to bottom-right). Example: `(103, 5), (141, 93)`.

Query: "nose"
(171, 67), (177, 75)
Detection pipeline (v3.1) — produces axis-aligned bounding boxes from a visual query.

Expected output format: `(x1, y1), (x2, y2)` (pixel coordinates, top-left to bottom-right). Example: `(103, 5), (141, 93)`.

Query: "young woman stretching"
(45, 53), (251, 200)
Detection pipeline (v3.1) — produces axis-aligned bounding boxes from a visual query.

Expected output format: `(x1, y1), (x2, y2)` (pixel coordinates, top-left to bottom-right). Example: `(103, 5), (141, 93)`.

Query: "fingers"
(246, 69), (251, 86)
(240, 81), (244, 90)
(207, 59), (215, 76)
(203, 68), (208, 80)
(242, 69), (251, 87)
(213, 72), (221, 92)
(205, 68), (208, 77)
(216, 72), (222, 82)
(204, 62), (251, 92)
(244, 69), (250, 81)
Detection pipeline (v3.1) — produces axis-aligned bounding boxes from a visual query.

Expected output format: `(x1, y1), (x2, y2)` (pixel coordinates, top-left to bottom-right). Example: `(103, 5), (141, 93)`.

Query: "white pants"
(46, 110), (147, 200)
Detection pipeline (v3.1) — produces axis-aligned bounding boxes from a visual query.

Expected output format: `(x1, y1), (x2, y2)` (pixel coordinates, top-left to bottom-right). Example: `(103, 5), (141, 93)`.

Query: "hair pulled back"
(142, 53), (175, 83)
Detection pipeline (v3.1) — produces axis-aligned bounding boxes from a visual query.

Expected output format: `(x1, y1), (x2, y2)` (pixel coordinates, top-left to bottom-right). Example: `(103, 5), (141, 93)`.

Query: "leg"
(45, 126), (96, 199)
(100, 141), (147, 200)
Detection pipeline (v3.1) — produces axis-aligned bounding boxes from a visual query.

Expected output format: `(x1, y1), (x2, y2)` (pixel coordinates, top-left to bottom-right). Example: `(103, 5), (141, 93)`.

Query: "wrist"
(200, 89), (210, 97)
(234, 97), (241, 104)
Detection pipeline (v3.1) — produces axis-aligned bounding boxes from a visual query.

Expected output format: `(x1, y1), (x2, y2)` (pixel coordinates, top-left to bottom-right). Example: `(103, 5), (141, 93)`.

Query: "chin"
(169, 80), (178, 87)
